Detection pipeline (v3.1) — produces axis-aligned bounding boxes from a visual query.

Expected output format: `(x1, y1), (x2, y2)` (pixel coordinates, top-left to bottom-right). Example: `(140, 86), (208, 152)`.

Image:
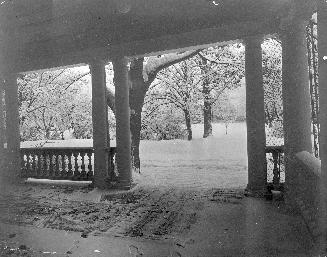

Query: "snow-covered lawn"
(137, 122), (249, 189)
(22, 122), (284, 189)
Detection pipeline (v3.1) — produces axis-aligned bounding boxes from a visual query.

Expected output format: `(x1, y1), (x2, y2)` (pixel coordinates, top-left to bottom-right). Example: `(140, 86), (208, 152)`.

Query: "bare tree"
(146, 58), (201, 141)
(197, 45), (244, 138)
(108, 51), (200, 172)
(18, 68), (91, 140)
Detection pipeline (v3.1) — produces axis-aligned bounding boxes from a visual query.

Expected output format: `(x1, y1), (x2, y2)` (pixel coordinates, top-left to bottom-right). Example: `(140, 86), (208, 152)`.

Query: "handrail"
(265, 145), (284, 187)
(20, 146), (116, 181)
(265, 145), (284, 153)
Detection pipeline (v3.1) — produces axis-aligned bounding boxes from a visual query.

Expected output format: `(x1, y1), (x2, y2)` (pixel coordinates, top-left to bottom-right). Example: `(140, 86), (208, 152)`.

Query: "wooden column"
(244, 36), (267, 192)
(90, 59), (110, 189)
(318, 0), (327, 249)
(4, 73), (21, 179)
(112, 56), (132, 189)
(0, 78), (5, 172)
(281, 19), (312, 189)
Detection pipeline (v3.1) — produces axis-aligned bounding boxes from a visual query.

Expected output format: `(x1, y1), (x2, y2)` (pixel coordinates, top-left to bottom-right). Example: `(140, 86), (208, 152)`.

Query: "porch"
(0, 188), (314, 257)
(1, 0), (327, 254)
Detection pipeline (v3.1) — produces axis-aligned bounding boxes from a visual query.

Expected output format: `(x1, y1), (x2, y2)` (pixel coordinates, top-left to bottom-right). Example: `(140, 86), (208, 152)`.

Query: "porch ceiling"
(0, 0), (296, 72)
(1, 0), (291, 42)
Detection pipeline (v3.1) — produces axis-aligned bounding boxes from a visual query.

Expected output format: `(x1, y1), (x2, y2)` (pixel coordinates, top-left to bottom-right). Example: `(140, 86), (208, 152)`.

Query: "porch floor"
(0, 122), (309, 256)
(0, 181), (315, 257)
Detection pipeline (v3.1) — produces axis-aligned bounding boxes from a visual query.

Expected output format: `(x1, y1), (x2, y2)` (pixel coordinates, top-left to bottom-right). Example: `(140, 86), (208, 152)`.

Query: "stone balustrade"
(20, 146), (116, 181)
(266, 145), (285, 188)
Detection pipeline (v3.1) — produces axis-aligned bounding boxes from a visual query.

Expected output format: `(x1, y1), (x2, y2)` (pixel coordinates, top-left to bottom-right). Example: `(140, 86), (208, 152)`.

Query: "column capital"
(279, 17), (308, 53)
(111, 55), (129, 65)
(88, 57), (107, 67)
(280, 18), (309, 38)
(279, 0), (315, 35)
(243, 36), (264, 49)
(2, 72), (17, 91)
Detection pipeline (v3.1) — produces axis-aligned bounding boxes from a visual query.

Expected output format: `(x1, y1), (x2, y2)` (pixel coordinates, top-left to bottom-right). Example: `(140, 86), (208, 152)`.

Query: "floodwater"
(137, 122), (249, 189)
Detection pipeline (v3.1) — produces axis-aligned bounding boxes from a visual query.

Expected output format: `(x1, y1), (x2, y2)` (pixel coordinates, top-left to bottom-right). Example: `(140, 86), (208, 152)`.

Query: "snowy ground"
(22, 122), (249, 189)
(0, 123), (311, 257)
(136, 122), (248, 189)
(22, 122), (283, 189)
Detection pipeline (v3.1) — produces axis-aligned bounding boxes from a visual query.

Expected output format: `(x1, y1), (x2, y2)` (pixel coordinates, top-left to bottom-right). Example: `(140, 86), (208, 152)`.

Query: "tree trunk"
(201, 58), (213, 138)
(203, 102), (212, 138)
(130, 106), (142, 173)
(110, 52), (200, 173)
(184, 109), (192, 140)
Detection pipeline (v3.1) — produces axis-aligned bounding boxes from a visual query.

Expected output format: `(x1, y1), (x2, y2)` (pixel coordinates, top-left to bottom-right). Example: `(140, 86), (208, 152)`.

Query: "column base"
(245, 183), (267, 197)
(0, 172), (26, 195)
(115, 179), (134, 190)
(101, 177), (134, 190)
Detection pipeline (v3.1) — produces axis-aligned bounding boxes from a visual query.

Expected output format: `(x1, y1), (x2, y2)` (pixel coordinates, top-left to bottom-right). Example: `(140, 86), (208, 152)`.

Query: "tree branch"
(64, 72), (89, 90)
(198, 52), (243, 67)
(145, 50), (201, 82)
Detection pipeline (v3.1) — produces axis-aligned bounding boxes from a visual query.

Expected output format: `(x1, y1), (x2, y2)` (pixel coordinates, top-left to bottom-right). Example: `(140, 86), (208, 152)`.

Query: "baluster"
(49, 152), (54, 178)
(28, 152), (32, 176)
(67, 152), (73, 178)
(20, 152), (27, 177)
(38, 152), (42, 177)
(73, 152), (80, 180)
(272, 150), (280, 185)
(87, 151), (93, 180)
(59, 153), (62, 178)
(59, 153), (64, 178)
(42, 153), (48, 177)
(44, 154), (49, 177)
(29, 151), (33, 177)
(42, 154), (46, 177)
(53, 152), (57, 178)
(55, 152), (60, 178)
(43, 153), (47, 177)
(80, 151), (86, 180)
(32, 151), (37, 177)
(27, 153), (32, 175)
(29, 152), (33, 176)
(24, 152), (28, 175)
(61, 153), (67, 178)
(35, 151), (39, 177)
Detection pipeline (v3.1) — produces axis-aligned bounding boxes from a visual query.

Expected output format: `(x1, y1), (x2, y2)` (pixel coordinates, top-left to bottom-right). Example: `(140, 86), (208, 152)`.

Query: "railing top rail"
(265, 145), (284, 153)
(20, 146), (116, 151)
(19, 139), (116, 149)
(21, 147), (94, 150)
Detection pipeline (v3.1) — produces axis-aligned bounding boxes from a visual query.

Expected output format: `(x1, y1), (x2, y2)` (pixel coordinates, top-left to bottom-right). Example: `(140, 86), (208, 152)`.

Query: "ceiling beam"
(120, 19), (279, 58)
(1, 18), (279, 74)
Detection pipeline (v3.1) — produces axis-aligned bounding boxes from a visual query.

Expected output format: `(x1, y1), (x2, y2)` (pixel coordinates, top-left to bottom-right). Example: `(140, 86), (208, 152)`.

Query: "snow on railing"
(20, 142), (116, 181)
